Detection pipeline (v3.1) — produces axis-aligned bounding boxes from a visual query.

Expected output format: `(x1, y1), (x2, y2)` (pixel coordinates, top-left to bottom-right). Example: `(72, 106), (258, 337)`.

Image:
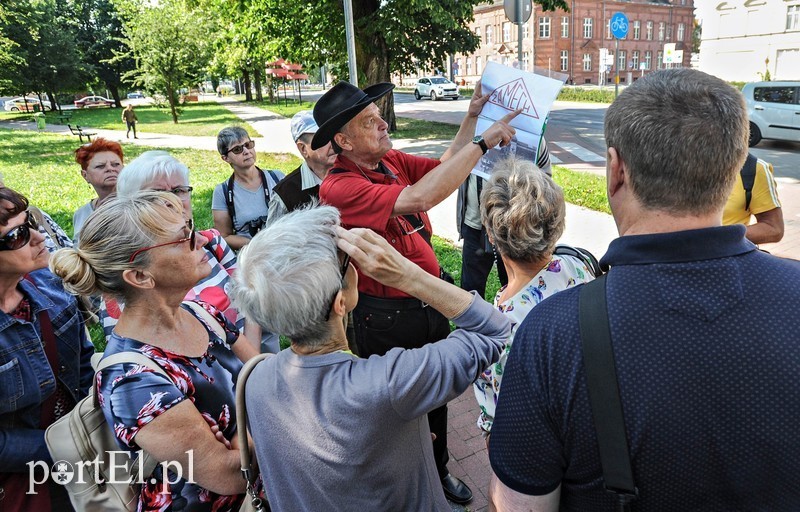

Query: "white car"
(414, 76), (460, 101)
(4, 97), (52, 112)
(742, 81), (800, 147)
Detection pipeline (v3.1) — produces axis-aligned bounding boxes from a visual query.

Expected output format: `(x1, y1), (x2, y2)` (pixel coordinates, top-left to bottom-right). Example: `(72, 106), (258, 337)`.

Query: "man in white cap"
(267, 110), (336, 223)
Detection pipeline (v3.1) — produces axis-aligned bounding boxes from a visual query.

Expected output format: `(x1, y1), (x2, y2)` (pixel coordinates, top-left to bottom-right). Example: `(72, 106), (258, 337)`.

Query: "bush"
(557, 87), (616, 103)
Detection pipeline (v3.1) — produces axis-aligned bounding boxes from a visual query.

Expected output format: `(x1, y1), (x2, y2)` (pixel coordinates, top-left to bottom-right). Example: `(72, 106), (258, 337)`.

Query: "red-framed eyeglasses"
(128, 219), (197, 263)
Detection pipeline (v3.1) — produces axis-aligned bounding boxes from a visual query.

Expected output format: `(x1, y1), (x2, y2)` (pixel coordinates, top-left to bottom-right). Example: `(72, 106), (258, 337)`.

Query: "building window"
(583, 53), (592, 71)
(475, 26), (481, 43)
(456, 58), (461, 75)
(561, 50), (569, 71)
(633, 20), (640, 40)
(523, 52), (530, 70)
(657, 50), (663, 69)
(486, 25), (493, 45)
(646, 21), (653, 40)
(788, 5), (800, 30)
(502, 55), (510, 66)
(503, 22), (512, 42)
(562, 16), (569, 38)
(523, 23), (529, 39)
(584, 17), (593, 38)
(644, 50), (652, 70)
(467, 57), (473, 75)
(632, 50), (640, 69)
(539, 17), (551, 38)
(658, 22), (665, 41)
(677, 22), (685, 41)
(476, 56), (482, 74)
(606, 20), (612, 39)
(618, 50), (626, 70)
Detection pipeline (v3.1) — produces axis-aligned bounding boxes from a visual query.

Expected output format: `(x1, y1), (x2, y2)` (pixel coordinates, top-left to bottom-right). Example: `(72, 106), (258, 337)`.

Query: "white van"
(742, 81), (800, 146)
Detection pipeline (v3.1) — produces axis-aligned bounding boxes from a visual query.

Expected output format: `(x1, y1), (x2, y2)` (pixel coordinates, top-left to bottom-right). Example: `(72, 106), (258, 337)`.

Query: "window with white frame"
(539, 17), (551, 38)
(562, 16), (569, 37)
(503, 55), (510, 66)
(503, 22), (512, 42)
(523, 52), (530, 70)
(467, 57), (473, 75)
(456, 58), (461, 75)
(632, 50), (640, 69)
(523, 23), (529, 39)
(618, 50), (626, 70)
(606, 20), (611, 39)
(475, 26), (481, 43)
(787, 5), (800, 30)
(583, 53), (592, 71)
(644, 50), (652, 69)
(486, 25), (493, 45)
(476, 56), (482, 73)
(657, 50), (663, 68)
(658, 22), (665, 41)
(677, 22), (685, 41)
(584, 17), (593, 38)
(667, 24), (673, 40)
(646, 20), (653, 40)
(632, 20), (640, 40)
(561, 50), (569, 71)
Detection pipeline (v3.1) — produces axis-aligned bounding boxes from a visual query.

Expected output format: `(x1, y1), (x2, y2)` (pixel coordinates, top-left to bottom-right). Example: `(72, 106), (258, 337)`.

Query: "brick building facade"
(452, 0), (694, 86)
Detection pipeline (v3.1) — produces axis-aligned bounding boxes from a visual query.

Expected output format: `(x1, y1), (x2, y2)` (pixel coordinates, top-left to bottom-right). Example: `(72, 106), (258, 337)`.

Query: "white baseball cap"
(290, 110), (319, 142)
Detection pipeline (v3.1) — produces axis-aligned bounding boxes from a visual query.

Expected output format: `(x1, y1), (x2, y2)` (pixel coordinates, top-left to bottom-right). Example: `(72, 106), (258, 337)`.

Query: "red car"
(74, 95), (116, 108)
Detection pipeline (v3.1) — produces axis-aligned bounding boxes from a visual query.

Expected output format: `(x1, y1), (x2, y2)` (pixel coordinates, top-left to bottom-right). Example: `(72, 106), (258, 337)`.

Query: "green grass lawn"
(33, 102), (260, 137)
(0, 128), (299, 235)
(552, 166), (610, 214)
(392, 117), (460, 140)
(230, 95), (315, 118)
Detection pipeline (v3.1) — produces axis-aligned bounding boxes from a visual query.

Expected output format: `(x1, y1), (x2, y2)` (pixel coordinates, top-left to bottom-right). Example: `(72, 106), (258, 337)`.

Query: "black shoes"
(441, 473), (472, 504)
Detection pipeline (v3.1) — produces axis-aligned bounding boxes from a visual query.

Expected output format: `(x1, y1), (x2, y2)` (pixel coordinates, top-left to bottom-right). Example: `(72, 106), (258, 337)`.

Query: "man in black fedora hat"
(315, 80), (519, 505)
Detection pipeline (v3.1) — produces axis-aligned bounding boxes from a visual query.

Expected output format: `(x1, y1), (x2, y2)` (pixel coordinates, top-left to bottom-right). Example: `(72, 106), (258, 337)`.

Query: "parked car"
(4, 97), (52, 112)
(414, 76), (460, 101)
(74, 95), (116, 108)
(742, 81), (800, 146)
(126, 91), (145, 99)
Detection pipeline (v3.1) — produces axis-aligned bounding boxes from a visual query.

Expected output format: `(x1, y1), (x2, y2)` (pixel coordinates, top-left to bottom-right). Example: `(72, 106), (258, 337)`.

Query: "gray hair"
(481, 158), (565, 263)
(231, 205), (344, 347)
(605, 68), (748, 214)
(50, 191), (186, 300)
(217, 126), (251, 155)
(116, 151), (190, 197)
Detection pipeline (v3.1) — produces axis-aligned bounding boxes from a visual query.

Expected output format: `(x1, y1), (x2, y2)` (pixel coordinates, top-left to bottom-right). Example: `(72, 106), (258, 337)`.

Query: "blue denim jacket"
(0, 269), (94, 472)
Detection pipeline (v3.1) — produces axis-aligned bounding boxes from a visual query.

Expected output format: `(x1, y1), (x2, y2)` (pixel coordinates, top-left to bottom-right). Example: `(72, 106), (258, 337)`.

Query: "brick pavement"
(446, 390), (492, 511)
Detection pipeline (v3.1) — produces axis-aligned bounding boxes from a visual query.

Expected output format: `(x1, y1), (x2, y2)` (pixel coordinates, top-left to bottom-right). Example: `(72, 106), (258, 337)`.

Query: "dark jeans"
(460, 223), (508, 299)
(125, 121), (136, 138)
(353, 294), (452, 479)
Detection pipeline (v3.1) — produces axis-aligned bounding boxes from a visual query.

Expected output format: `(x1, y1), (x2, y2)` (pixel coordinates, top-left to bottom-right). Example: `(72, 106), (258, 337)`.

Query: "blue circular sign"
(610, 12), (629, 39)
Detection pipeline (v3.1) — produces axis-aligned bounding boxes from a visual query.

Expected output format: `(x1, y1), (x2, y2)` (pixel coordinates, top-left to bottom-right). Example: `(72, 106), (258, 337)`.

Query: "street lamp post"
(343, 0), (358, 86)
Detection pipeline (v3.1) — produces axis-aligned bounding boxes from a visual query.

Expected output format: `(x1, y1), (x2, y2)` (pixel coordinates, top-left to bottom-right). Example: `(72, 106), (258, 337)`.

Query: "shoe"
(441, 473), (472, 504)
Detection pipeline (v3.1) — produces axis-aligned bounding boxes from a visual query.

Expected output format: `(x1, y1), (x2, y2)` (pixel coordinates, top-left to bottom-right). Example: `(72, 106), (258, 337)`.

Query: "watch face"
(472, 136), (483, 143)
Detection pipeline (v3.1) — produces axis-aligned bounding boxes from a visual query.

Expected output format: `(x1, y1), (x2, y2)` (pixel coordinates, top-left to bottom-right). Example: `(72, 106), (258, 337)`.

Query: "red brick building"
(453, 0), (694, 86)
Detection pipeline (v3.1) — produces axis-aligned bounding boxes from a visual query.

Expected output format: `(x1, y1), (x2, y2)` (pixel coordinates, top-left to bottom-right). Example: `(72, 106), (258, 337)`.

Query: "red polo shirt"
(320, 150), (441, 298)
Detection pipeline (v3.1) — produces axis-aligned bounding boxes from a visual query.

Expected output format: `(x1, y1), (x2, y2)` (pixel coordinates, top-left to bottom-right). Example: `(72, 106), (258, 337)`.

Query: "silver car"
(742, 81), (800, 147)
(414, 76), (460, 101)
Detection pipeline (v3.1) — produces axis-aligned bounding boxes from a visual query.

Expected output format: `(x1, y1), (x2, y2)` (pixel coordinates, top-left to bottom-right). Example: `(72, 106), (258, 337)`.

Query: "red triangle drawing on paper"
(487, 78), (539, 119)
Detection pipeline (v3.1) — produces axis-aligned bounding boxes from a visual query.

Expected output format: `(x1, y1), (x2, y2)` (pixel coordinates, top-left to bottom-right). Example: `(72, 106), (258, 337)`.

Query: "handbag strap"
(236, 353), (272, 510)
(182, 300), (226, 340)
(578, 275), (638, 510)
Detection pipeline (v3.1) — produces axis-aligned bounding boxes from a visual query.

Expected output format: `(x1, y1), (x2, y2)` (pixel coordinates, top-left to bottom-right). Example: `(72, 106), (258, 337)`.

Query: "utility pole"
(343, 0), (358, 86)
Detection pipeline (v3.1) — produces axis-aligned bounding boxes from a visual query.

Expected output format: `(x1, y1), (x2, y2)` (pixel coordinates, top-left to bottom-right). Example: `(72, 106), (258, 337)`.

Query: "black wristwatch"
(472, 135), (489, 155)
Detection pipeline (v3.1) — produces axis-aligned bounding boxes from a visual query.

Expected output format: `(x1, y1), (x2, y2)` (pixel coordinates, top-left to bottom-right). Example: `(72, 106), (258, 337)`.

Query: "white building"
(698, 0), (800, 81)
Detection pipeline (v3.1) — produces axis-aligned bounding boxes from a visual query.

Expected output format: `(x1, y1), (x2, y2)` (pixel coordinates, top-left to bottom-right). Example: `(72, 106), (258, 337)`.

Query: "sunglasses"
(323, 251), (351, 321)
(0, 210), (39, 251)
(153, 186), (193, 198)
(226, 140), (255, 155)
(128, 219), (197, 263)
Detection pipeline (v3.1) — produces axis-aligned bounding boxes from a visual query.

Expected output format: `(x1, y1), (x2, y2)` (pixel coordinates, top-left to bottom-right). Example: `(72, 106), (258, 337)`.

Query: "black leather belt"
(358, 293), (428, 310)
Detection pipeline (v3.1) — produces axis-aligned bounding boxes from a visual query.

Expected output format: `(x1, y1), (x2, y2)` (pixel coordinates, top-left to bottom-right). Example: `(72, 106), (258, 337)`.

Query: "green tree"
(118, 0), (212, 122)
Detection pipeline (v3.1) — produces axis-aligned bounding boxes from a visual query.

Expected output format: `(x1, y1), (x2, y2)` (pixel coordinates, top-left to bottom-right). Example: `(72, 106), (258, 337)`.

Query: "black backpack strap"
(224, 173), (237, 230)
(741, 154), (758, 212)
(578, 276), (638, 510)
(555, 245), (603, 278)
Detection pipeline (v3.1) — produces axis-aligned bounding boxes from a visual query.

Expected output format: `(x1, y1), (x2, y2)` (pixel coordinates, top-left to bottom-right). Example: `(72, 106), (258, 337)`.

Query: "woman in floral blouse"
(473, 158), (596, 436)
(51, 191), (258, 512)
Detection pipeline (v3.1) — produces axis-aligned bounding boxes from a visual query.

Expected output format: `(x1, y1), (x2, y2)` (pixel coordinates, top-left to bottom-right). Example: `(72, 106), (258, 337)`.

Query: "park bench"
(56, 111), (73, 124)
(68, 124), (97, 143)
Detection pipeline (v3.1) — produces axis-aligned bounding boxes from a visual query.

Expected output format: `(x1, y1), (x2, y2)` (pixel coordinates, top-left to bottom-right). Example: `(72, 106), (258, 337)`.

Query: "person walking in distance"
(122, 104), (138, 139)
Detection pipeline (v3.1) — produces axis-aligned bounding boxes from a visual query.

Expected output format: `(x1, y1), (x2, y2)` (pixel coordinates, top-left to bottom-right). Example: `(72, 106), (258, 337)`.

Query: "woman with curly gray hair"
(473, 158), (596, 436)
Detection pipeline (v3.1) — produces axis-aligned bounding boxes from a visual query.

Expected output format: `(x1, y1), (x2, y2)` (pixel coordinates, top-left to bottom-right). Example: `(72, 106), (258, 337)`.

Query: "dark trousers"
(353, 294), (452, 479)
(125, 121), (136, 138)
(460, 223), (508, 299)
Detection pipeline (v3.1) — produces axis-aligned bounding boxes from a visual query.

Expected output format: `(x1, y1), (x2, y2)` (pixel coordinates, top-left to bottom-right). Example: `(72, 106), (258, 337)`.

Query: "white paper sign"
(472, 62), (567, 179)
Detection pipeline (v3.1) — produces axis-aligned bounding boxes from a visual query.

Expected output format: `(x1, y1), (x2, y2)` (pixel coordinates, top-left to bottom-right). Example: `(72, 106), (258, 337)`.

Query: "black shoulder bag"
(578, 275), (638, 511)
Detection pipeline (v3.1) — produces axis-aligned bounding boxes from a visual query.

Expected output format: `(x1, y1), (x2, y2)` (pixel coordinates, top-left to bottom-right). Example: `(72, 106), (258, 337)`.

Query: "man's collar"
(299, 161), (323, 190)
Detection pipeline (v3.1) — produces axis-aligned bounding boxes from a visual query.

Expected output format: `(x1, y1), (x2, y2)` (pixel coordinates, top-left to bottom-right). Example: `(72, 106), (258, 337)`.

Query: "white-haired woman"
(473, 158), (596, 436)
(96, 150), (271, 352)
(50, 191), (258, 511)
(232, 206), (511, 511)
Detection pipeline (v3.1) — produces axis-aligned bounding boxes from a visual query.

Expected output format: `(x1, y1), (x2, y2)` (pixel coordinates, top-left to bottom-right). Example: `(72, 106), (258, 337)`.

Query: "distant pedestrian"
(122, 104), (138, 139)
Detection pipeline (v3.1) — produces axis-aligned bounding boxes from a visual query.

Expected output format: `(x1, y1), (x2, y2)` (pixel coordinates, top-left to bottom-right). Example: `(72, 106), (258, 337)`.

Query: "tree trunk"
(234, 79), (241, 95)
(267, 76), (275, 103)
(47, 91), (59, 112)
(167, 85), (178, 123)
(254, 65), (263, 102)
(357, 24), (396, 131)
(106, 82), (122, 108)
(243, 68), (253, 101)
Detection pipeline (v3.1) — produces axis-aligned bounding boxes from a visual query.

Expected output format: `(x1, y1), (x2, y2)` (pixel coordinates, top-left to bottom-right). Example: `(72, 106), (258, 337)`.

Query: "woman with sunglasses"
(0, 186), (94, 511)
(212, 127), (284, 250)
(72, 138), (124, 242)
(95, 151), (265, 351)
(50, 191), (259, 512)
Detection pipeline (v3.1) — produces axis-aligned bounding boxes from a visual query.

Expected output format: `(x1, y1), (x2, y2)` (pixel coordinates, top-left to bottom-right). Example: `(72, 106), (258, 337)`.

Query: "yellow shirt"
(722, 158), (781, 226)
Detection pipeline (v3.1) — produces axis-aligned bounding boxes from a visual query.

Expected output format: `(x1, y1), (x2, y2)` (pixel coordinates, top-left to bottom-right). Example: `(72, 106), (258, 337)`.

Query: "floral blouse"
(473, 252), (594, 434)
(97, 301), (245, 511)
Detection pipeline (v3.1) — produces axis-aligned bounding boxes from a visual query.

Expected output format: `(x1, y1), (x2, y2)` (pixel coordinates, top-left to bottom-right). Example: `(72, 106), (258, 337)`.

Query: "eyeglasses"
(128, 219), (197, 263)
(323, 251), (351, 321)
(226, 140), (255, 155)
(153, 186), (193, 198)
(0, 211), (39, 251)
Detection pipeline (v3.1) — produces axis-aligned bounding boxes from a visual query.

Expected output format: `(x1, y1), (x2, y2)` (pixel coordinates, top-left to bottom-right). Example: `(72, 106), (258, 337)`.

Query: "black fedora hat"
(311, 81), (395, 150)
